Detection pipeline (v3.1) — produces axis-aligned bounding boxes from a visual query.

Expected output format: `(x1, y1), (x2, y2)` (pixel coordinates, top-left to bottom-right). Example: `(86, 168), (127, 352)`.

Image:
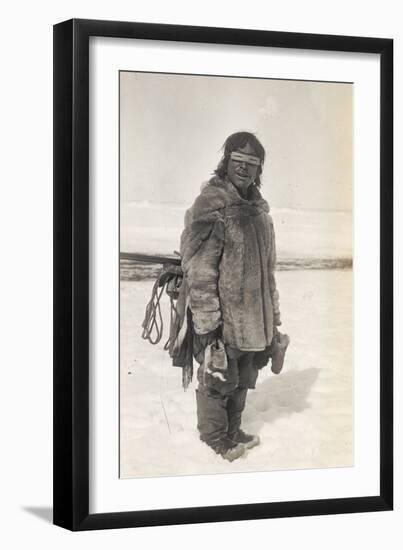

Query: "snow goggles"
(230, 151), (261, 166)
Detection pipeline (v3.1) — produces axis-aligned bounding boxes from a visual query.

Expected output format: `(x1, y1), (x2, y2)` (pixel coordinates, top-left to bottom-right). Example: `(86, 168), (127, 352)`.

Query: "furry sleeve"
(180, 189), (226, 335)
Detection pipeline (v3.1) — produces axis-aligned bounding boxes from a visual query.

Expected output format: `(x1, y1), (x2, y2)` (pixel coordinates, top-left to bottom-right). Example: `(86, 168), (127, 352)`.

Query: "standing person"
(174, 131), (282, 462)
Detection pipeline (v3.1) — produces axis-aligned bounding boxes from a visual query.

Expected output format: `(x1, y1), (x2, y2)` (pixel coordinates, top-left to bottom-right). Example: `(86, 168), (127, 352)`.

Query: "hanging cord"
(141, 264), (183, 347)
(159, 349), (172, 435)
(164, 295), (180, 351)
(141, 276), (165, 345)
(141, 263), (183, 434)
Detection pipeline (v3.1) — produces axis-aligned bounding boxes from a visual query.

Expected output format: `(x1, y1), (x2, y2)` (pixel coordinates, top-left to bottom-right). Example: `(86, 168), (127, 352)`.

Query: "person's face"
(226, 142), (260, 195)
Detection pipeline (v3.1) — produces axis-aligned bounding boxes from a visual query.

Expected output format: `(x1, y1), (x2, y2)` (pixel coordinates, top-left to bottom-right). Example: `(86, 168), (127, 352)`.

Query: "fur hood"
(190, 175), (271, 223)
(181, 176), (271, 267)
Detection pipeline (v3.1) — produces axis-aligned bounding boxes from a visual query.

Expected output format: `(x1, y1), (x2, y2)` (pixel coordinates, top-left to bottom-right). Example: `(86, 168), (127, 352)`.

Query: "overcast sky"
(120, 71), (352, 211)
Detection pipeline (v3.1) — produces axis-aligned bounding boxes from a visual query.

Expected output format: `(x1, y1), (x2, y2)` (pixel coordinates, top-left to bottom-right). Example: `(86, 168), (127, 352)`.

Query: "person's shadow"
(245, 367), (320, 430)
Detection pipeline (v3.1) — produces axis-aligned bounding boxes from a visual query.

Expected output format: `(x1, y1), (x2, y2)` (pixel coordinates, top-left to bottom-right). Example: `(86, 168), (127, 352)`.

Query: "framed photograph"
(53, 19), (393, 530)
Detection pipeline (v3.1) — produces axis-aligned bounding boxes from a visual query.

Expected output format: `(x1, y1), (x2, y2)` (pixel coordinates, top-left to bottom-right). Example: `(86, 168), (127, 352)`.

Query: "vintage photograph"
(119, 71), (352, 478)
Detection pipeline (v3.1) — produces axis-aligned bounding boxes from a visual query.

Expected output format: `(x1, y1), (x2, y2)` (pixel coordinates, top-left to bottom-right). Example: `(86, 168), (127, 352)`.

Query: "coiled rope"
(141, 264), (183, 350)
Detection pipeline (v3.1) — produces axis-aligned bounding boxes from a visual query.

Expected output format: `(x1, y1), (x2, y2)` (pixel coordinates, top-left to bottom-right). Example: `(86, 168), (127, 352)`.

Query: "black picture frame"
(53, 18), (393, 531)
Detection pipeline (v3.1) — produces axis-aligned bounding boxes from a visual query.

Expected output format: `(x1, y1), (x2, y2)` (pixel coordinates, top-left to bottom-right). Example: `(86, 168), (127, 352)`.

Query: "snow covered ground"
(120, 269), (353, 479)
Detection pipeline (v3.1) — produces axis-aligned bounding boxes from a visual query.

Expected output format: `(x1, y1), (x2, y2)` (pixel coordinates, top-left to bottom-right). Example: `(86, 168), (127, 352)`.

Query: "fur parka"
(177, 175), (281, 353)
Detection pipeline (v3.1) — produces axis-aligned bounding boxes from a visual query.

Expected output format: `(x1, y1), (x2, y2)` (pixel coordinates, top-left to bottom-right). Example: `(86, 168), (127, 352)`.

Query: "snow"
(120, 269), (353, 478)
